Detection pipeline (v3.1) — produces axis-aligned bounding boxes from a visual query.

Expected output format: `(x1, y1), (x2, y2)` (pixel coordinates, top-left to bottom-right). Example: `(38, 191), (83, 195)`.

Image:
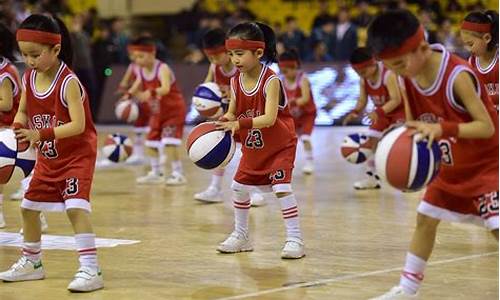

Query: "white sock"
(22, 241), (41, 262)
(0, 194), (3, 208)
(233, 190), (251, 236)
(133, 133), (145, 157)
(171, 160), (183, 174)
(150, 157), (161, 175)
(304, 147), (313, 161)
(399, 252), (426, 294)
(210, 168), (225, 190)
(279, 194), (302, 239)
(75, 233), (99, 270)
(366, 157), (380, 181)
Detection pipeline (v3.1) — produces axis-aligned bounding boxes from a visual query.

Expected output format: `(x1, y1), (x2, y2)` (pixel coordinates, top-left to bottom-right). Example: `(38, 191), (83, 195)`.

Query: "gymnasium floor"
(0, 126), (497, 300)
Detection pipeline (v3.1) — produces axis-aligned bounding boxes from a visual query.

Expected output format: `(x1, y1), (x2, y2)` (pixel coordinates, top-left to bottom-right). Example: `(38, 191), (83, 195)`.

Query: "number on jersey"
(245, 129), (264, 149)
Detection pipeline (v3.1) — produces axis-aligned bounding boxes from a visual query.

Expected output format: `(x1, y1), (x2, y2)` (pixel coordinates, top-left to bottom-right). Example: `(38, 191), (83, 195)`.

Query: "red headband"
(225, 39), (265, 50)
(461, 21), (491, 33)
(16, 29), (61, 45)
(377, 25), (425, 59)
(278, 60), (299, 68)
(203, 45), (227, 56)
(351, 58), (376, 70)
(127, 45), (156, 53)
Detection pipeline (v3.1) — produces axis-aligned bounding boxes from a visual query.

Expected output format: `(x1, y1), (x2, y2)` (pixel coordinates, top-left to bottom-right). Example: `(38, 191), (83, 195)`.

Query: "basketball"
(340, 133), (373, 164)
(186, 122), (235, 169)
(101, 133), (133, 163)
(192, 82), (224, 119)
(375, 126), (441, 192)
(0, 128), (35, 184)
(115, 100), (139, 123)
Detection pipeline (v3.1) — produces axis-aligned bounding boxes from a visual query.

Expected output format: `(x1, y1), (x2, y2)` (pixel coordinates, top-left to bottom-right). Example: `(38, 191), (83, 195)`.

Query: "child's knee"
(415, 213), (440, 231)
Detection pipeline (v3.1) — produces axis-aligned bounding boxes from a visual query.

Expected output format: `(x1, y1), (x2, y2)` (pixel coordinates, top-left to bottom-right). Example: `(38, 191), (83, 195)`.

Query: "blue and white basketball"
(102, 133), (133, 163)
(375, 126), (441, 192)
(186, 122), (235, 170)
(0, 128), (35, 184)
(192, 82), (224, 119)
(340, 133), (372, 164)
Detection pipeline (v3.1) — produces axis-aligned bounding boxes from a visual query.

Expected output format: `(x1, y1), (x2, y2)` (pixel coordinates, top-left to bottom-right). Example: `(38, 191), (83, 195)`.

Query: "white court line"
(215, 251), (498, 300)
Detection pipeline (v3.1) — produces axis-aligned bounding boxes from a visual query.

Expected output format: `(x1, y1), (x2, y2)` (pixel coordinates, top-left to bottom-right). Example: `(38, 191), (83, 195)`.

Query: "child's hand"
(406, 120), (443, 148)
(14, 128), (40, 147)
(215, 120), (240, 136)
(368, 111), (378, 124)
(137, 90), (152, 102)
(342, 111), (359, 126)
(220, 86), (229, 99)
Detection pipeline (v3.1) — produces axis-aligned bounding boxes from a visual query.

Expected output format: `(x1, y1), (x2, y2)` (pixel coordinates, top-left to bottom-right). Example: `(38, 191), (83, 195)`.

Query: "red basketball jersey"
(211, 63), (237, 89)
(139, 59), (186, 124)
(282, 71), (317, 115)
(468, 50), (499, 107)
(364, 62), (405, 117)
(0, 58), (20, 126)
(231, 65), (297, 175)
(23, 62), (97, 181)
(402, 44), (498, 197)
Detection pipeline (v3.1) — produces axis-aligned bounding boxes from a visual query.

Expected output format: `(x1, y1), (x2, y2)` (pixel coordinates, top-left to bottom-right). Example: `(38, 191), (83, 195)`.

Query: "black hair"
(202, 28), (226, 49)
(464, 10), (499, 51)
(285, 16), (296, 23)
(279, 48), (300, 65)
(367, 9), (420, 57)
(130, 36), (156, 47)
(349, 47), (373, 64)
(227, 22), (277, 64)
(18, 14), (73, 67)
(0, 23), (16, 62)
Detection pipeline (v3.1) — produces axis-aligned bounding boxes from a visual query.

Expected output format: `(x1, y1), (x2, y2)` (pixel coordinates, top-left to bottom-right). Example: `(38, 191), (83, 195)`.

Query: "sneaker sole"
(354, 185), (381, 190)
(281, 253), (306, 259)
(1, 273), (45, 282)
(216, 247), (253, 253)
(194, 198), (223, 203)
(68, 283), (104, 293)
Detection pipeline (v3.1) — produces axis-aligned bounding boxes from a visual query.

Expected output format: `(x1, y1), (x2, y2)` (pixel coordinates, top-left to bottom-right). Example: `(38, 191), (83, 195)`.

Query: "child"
(343, 47), (405, 189)
(128, 37), (187, 185)
(366, 10), (498, 299)
(278, 49), (317, 174)
(460, 10), (498, 110)
(216, 22), (305, 259)
(194, 28), (265, 206)
(0, 14), (103, 292)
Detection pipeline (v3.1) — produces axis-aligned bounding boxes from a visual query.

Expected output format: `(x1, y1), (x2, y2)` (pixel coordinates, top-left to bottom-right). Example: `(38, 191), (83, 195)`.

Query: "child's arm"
(0, 78), (14, 112)
(204, 65), (214, 83)
(368, 72), (402, 123)
(400, 78), (414, 121)
(118, 65), (134, 92)
(342, 80), (368, 125)
(295, 76), (311, 106)
(13, 88), (28, 126)
(155, 64), (171, 97)
(220, 82), (237, 121)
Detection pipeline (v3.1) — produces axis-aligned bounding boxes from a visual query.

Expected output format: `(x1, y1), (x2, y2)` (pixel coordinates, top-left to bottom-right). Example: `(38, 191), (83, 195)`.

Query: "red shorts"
(369, 111), (405, 137)
(294, 112), (316, 136)
(22, 176), (92, 212)
(134, 101), (151, 128)
(418, 185), (499, 230)
(146, 115), (184, 147)
(232, 168), (293, 193)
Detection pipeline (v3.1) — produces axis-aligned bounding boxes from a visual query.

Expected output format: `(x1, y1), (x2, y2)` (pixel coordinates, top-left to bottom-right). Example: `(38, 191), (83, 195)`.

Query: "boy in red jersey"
(343, 47), (405, 189)
(366, 10), (498, 299)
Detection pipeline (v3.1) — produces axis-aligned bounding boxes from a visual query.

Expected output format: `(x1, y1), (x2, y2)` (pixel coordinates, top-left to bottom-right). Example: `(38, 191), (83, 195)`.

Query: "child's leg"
(301, 135), (314, 174)
(146, 146), (161, 175)
(22, 207), (43, 261)
(0, 186), (4, 227)
(194, 167), (225, 203)
(276, 191), (305, 259)
(354, 136), (381, 190)
(165, 145), (187, 186)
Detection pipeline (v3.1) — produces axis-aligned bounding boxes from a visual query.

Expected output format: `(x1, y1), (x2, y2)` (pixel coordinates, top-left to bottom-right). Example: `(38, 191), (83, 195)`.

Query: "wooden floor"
(0, 126), (497, 300)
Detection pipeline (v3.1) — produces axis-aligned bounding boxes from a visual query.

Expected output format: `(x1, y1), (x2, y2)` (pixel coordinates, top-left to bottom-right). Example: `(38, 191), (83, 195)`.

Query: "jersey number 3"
(39, 141), (58, 159)
(245, 129), (264, 149)
(438, 140), (453, 166)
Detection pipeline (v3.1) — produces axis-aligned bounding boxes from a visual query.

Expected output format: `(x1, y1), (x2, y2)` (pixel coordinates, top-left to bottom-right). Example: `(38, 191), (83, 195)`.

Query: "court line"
(214, 251), (498, 300)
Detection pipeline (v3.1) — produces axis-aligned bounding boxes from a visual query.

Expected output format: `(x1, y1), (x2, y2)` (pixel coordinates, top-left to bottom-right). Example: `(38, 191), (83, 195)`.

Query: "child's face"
(354, 64), (377, 79)
(228, 48), (263, 73)
(281, 66), (298, 79)
(132, 50), (155, 67)
(128, 51), (137, 62)
(207, 52), (231, 66)
(18, 41), (60, 72)
(381, 45), (427, 77)
(460, 30), (490, 56)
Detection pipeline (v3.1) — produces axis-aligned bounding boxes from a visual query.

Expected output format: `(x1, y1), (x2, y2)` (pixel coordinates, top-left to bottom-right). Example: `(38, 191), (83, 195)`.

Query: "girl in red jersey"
(128, 37), (187, 186)
(367, 10), (498, 299)
(194, 28), (266, 206)
(216, 22), (305, 259)
(343, 47), (405, 190)
(460, 10), (499, 110)
(278, 49), (317, 175)
(0, 15), (103, 292)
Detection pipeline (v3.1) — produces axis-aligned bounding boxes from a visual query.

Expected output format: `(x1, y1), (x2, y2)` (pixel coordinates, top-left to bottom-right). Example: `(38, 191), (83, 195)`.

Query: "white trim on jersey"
(411, 44), (450, 96)
(263, 75), (287, 110)
(474, 49), (498, 74)
(0, 73), (19, 97)
(216, 64), (237, 78)
(30, 62), (65, 99)
(140, 60), (160, 82)
(239, 64), (267, 96)
(59, 74), (86, 108)
(21, 197), (92, 212)
(366, 62), (384, 89)
(445, 66), (479, 114)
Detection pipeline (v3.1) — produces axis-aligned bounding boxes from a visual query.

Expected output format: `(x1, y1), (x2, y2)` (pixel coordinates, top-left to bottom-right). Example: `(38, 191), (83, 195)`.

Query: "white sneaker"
(281, 237), (305, 259)
(67, 266), (104, 292)
(10, 188), (24, 201)
(217, 231), (253, 253)
(194, 186), (223, 203)
(19, 213), (49, 234)
(302, 160), (314, 174)
(354, 172), (381, 190)
(250, 192), (266, 207)
(165, 172), (187, 186)
(136, 171), (164, 184)
(369, 286), (418, 300)
(0, 256), (45, 282)
(125, 154), (146, 166)
(0, 210), (5, 228)
(95, 159), (119, 170)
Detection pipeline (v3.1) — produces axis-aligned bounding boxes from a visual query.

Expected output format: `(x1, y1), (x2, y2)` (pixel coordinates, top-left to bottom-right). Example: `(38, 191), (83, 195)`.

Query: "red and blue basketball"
(102, 133), (133, 163)
(375, 126), (441, 192)
(0, 128), (35, 184)
(186, 122), (235, 170)
(192, 82), (224, 119)
(115, 100), (139, 123)
(340, 133), (373, 164)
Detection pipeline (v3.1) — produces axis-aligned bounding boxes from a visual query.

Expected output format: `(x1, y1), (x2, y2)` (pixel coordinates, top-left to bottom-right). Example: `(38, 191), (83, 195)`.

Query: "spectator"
(110, 17), (129, 64)
(92, 24), (115, 107)
(311, 0), (333, 30)
(281, 16), (307, 59)
(13, 0), (31, 25)
(446, 0), (463, 12)
(353, 0), (373, 28)
(419, 9), (438, 44)
(311, 17), (336, 59)
(436, 18), (467, 57)
(307, 40), (333, 62)
(332, 8), (357, 61)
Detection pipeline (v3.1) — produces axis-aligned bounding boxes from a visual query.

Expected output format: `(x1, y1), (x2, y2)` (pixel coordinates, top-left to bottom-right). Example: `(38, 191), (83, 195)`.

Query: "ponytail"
(227, 21), (277, 64)
(255, 22), (277, 63)
(53, 16), (73, 67)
